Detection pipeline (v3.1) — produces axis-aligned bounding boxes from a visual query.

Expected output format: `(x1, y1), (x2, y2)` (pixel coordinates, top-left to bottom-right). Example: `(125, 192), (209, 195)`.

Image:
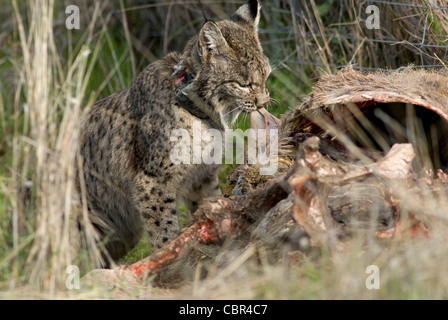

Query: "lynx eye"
(230, 81), (256, 91)
(237, 82), (254, 90)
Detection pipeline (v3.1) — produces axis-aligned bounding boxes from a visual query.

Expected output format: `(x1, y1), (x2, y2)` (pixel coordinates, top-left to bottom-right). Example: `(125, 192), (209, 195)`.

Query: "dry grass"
(0, 0), (107, 293)
(0, 0), (448, 299)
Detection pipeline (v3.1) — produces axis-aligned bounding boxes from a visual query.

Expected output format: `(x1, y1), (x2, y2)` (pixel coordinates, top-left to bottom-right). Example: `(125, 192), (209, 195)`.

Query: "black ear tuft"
(231, 0), (261, 29)
(200, 2), (213, 23)
(247, 0), (259, 20)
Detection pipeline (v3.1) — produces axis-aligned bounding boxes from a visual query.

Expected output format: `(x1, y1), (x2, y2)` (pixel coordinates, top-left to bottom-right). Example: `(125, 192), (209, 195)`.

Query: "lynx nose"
(256, 91), (270, 108)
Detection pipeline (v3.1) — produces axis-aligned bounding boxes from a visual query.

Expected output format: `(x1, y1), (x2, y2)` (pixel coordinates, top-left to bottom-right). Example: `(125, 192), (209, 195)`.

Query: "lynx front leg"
(133, 176), (180, 252)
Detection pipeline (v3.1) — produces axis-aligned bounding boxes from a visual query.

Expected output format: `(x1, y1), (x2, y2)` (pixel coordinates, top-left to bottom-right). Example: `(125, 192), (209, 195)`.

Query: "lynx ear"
(198, 21), (230, 59)
(231, 0), (261, 30)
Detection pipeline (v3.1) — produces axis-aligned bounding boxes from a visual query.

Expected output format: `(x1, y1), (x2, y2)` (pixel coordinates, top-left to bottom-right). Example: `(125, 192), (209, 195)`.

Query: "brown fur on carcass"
(279, 67), (448, 168)
(280, 66), (448, 141)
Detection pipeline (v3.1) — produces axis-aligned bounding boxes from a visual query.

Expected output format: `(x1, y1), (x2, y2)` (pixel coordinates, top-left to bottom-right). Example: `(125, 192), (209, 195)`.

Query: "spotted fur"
(77, 0), (271, 261)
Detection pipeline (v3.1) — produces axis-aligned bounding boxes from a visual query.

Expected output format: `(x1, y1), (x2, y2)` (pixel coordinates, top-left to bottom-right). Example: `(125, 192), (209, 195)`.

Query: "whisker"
(269, 97), (279, 106)
(230, 109), (242, 125)
(270, 63), (283, 72)
(266, 98), (278, 109)
(223, 105), (243, 117)
(269, 57), (284, 73)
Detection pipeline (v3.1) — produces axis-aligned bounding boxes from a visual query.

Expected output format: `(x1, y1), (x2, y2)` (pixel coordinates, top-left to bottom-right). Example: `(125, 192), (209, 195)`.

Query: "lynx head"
(180, 0), (271, 127)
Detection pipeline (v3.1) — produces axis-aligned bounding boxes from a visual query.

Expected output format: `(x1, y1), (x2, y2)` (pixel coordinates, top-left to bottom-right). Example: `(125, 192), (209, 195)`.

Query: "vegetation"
(0, 0), (447, 299)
